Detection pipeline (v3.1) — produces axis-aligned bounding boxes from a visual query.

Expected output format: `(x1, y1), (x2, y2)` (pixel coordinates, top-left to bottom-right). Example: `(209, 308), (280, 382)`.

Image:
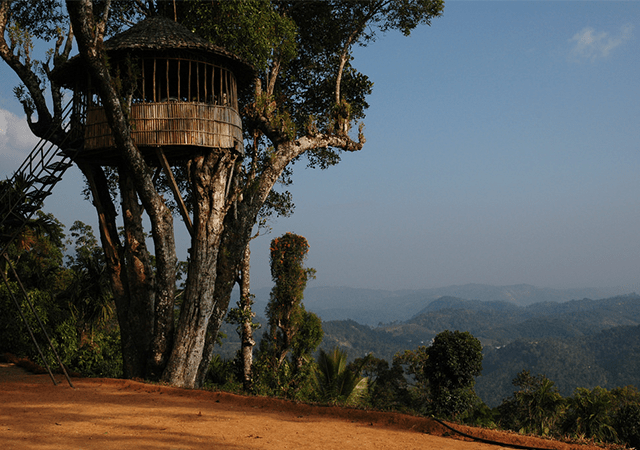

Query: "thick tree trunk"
(194, 197), (254, 387)
(68, 0), (178, 380)
(161, 150), (236, 388)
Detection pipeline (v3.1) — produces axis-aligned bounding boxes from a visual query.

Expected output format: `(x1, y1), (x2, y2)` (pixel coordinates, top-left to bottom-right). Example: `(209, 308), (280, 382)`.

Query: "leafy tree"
(254, 233), (322, 398)
(393, 346), (431, 410)
(613, 402), (640, 448)
(562, 387), (617, 443)
(0, 211), (122, 377)
(0, 209), (70, 362)
(498, 370), (565, 436)
(1, 0), (444, 387)
(314, 347), (364, 405)
(355, 355), (411, 411)
(424, 330), (483, 419)
(262, 232), (317, 368)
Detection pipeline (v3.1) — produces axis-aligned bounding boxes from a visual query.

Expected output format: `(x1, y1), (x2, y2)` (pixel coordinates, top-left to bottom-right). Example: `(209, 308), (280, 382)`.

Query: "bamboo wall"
(85, 102), (242, 151)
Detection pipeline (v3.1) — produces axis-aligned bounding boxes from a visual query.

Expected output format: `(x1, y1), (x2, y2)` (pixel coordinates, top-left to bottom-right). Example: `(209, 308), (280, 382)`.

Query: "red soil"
(0, 362), (615, 450)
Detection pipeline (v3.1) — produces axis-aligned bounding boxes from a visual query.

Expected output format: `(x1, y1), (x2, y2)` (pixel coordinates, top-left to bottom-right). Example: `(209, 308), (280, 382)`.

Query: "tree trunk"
(239, 243), (256, 391)
(68, 0), (178, 380)
(194, 192), (255, 387)
(162, 150), (236, 388)
(78, 163), (140, 376)
(118, 167), (157, 374)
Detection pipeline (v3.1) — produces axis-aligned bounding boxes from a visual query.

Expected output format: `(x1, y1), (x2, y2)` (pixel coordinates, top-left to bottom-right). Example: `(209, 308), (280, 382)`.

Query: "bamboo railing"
(85, 102), (242, 151)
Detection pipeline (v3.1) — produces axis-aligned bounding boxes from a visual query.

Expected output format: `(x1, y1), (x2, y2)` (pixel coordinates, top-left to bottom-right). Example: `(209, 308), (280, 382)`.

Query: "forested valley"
(217, 292), (640, 407)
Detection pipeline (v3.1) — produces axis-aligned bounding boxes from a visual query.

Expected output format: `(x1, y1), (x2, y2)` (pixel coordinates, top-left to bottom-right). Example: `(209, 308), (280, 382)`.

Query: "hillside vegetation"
(219, 292), (640, 408)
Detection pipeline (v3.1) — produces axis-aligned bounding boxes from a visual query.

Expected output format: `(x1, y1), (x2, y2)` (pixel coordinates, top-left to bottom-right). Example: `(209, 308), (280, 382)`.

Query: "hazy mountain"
(250, 284), (637, 326)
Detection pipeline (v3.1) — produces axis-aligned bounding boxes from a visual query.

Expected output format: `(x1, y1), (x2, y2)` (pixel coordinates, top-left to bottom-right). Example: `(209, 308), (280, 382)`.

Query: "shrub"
(613, 403), (640, 448)
(562, 387), (617, 443)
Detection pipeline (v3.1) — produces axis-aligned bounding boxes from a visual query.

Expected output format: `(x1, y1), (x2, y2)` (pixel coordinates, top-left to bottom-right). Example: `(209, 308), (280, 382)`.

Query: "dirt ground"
(0, 362), (614, 450)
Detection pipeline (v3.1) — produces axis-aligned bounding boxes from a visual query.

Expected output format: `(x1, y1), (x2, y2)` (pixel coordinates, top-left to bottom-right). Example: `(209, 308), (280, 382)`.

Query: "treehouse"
(52, 16), (253, 166)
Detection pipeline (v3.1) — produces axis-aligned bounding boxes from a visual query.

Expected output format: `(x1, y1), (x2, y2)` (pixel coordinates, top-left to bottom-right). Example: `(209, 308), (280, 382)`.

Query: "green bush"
(562, 387), (617, 443)
(613, 403), (640, 448)
(497, 371), (565, 436)
(67, 329), (123, 378)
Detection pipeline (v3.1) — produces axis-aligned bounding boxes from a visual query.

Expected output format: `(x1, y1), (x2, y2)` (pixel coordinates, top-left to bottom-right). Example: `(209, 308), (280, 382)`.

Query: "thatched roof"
(104, 16), (240, 59)
(52, 15), (253, 88)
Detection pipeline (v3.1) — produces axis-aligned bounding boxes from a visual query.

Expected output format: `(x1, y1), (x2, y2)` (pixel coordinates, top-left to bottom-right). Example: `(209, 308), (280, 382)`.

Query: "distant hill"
(250, 284), (636, 326)
(316, 293), (640, 407)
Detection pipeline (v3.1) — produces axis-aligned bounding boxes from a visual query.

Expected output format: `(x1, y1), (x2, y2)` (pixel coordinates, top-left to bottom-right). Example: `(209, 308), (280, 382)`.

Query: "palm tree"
(563, 387), (618, 443)
(314, 347), (365, 405)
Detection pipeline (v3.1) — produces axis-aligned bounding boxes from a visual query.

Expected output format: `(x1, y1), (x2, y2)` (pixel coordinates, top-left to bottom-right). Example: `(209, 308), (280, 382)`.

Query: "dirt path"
(0, 363), (609, 450)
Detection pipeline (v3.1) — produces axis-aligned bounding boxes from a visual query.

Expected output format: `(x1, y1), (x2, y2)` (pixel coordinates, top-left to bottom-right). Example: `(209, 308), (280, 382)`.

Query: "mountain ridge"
(250, 283), (637, 326)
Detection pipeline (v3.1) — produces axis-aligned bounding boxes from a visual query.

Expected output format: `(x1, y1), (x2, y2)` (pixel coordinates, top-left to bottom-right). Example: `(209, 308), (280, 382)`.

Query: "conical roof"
(52, 15), (253, 88)
(104, 16), (240, 59)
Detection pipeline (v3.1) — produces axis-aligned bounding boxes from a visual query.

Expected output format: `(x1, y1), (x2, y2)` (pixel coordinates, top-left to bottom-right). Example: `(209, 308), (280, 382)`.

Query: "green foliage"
(204, 354), (242, 392)
(263, 233), (317, 366)
(253, 233), (321, 400)
(64, 221), (114, 336)
(226, 294), (261, 336)
(67, 329), (123, 378)
(290, 305), (323, 365)
(613, 402), (640, 448)
(498, 371), (565, 436)
(562, 387), (617, 443)
(314, 347), (364, 405)
(424, 330), (483, 419)
(1, 215), (120, 378)
(393, 346), (431, 411)
(358, 355), (413, 411)
(494, 376), (640, 446)
(252, 350), (316, 401)
(186, 0), (297, 72)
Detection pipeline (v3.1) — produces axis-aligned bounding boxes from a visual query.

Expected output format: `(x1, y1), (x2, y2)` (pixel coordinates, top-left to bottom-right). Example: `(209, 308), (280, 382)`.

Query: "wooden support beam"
(155, 147), (194, 237)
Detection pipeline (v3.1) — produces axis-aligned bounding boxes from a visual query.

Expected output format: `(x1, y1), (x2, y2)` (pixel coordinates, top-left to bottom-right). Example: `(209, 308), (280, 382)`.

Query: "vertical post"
(203, 64), (208, 103)
(153, 58), (157, 102)
(196, 62), (200, 102)
(211, 66), (217, 105)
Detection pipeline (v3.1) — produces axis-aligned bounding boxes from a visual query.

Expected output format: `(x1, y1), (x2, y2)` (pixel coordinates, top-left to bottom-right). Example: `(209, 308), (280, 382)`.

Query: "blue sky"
(1, 1), (639, 292)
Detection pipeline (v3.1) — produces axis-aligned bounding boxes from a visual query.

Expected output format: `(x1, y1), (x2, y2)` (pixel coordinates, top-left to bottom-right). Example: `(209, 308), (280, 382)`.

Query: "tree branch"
(0, 1), (58, 141)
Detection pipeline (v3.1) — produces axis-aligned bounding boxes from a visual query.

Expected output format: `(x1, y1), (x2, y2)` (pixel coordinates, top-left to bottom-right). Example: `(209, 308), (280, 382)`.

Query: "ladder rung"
(34, 175), (63, 185)
(45, 161), (73, 172)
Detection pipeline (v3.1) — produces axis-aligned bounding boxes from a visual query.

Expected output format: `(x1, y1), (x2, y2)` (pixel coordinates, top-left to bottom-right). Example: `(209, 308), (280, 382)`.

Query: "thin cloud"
(569, 23), (633, 62)
(0, 108), (39, 176)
